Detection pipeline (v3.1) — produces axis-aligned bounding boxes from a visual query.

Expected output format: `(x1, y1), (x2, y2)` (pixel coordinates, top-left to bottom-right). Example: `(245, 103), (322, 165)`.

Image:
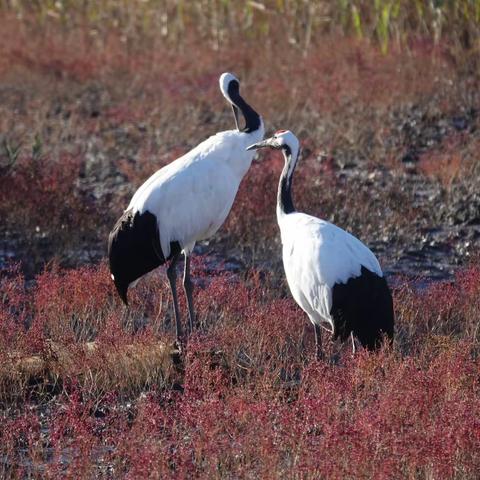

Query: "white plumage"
(108, 72), (264, 341)
(280, 212), (382, 332)
(128, 128), (262, 259)
(247, 130), (394, 358)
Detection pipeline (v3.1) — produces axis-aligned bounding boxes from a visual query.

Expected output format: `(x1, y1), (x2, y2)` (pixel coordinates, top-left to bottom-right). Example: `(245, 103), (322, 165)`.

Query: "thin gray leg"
(314, 323), (323, 360)
(167, 253), (182, 341)
(351, 331), (359, 355)
(183, 254), (195, 334)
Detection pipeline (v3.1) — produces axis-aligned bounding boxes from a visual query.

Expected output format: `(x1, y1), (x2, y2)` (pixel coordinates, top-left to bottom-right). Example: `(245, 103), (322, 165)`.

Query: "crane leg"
(350, 331), (361, 356)
(183, 254), (195, 334)
(167, 253), (182, 342)
(314, 323), (323, 360)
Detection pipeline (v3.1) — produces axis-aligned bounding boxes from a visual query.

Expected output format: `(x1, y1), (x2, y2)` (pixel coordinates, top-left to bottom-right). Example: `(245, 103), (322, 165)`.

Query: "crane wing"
(281, 213), (383, 325)
(126, 130), (259, 258)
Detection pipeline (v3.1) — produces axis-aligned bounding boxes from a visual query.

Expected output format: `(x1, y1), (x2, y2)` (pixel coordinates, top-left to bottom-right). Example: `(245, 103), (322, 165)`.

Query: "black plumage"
(108, 209), (180, 305)
(330, 266), (394, 350)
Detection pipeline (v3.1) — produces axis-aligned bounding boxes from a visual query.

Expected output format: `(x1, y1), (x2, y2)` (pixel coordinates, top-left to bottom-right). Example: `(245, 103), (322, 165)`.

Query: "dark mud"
(339, 165), (480, 281)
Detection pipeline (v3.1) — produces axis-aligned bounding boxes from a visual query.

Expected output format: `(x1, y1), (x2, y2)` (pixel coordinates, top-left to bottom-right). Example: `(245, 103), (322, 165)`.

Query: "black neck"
(278, 145), (296, 215)
(227, 81), (261, 133)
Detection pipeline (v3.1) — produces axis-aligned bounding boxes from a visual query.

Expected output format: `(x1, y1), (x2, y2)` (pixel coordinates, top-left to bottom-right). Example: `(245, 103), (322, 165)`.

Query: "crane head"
(219, 72), (241, 131)
(246, 130), (299, 154)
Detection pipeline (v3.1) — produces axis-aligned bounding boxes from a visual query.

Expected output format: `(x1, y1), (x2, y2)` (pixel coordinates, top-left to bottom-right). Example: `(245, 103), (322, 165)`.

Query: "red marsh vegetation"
(1, 1), (480, 478)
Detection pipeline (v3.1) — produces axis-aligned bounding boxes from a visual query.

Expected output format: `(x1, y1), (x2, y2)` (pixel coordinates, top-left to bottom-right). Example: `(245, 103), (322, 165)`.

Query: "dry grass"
(2, 339), (179, 404)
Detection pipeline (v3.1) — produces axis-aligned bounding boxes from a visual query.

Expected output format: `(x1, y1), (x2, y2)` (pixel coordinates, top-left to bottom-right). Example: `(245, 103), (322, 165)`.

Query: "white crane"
(247, 130), (394, 358)
(108, 72), (264, 341)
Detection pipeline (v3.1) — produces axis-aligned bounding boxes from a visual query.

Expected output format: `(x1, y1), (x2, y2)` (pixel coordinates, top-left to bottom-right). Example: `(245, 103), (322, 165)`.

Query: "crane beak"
(246, 139), (271, 151)
(231, 104), (240, 131)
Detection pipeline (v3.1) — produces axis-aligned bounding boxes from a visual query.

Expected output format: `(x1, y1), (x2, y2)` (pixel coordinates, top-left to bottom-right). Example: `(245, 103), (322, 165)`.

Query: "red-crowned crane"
(247, 130), (394, 358)
(108, 73), (264, 341)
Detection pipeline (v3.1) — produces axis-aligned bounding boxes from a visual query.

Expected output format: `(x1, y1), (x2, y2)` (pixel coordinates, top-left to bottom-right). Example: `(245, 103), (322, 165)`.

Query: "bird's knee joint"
(167, 266), (177, 281)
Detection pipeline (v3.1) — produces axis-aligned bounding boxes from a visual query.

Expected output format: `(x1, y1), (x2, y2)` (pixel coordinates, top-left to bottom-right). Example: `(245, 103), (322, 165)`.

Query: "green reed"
(1, 0), (479, 53)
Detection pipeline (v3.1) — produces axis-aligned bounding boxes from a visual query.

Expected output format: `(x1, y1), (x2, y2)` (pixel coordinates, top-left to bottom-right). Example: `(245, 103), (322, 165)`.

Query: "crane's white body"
(247, 130), (393, 355)
(128, 125), (264, 259)
(109, 72), (265, 341)
(278, 209), (382, 333)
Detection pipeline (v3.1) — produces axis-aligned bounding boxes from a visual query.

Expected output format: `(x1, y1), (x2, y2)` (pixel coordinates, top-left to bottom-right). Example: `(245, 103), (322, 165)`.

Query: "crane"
(108, 73), (264, 342)
(247, 130), (394, 358)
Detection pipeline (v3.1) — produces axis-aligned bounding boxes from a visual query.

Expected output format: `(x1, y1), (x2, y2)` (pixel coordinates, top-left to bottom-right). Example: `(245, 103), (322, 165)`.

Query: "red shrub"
(1, 261), (480, 477)
(32, 262), (116, 343)
(0, 153), (89, 231)
(0, 263), (30, 351)
(395, 265), (480, 352)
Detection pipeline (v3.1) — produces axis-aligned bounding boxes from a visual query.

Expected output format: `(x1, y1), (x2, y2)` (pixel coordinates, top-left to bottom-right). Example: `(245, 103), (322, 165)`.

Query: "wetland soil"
(1, 86), (479, 284)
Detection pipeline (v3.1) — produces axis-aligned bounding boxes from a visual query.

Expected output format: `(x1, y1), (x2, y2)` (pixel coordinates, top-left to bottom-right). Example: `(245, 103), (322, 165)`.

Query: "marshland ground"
(1, 2), (480, 478)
